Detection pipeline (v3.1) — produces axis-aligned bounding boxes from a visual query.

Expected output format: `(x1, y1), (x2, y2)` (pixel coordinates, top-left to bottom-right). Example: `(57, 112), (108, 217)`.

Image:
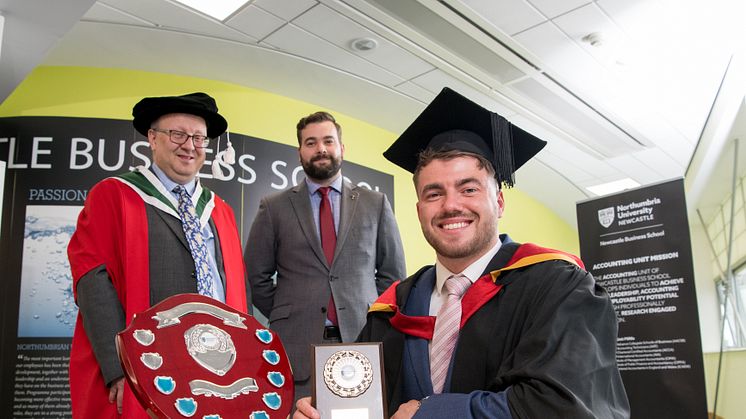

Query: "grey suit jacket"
(246, 179), (406, 380)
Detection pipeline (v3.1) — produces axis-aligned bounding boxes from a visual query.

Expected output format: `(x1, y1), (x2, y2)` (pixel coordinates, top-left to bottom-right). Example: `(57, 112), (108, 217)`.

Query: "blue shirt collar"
(305, 174), (343, 196)
(150, 163), (198, 196)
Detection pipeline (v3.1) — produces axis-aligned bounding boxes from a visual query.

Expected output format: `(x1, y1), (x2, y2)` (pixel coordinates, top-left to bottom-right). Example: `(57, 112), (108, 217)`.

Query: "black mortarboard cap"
(383, 87), (546, 187)
(132, 92), (228, 138)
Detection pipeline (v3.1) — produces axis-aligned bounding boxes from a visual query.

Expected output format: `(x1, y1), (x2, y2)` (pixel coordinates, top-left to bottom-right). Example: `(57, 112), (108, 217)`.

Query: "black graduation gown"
(358, 236), (630, 418)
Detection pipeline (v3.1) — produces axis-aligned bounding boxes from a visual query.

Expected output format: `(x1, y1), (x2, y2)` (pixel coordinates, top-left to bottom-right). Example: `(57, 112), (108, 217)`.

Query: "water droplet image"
(17, 205), (83, 338)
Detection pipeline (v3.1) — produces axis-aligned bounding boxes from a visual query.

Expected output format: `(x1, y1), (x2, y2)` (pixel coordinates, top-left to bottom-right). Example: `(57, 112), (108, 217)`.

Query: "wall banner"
(576, 178), (707, 419)
(0, 116), (395, 418)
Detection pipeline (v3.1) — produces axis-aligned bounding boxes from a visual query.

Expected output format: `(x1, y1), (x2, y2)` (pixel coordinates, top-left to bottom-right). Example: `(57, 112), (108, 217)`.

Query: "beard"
(302, 154), (343, 181)
(421, 210), (499, 260)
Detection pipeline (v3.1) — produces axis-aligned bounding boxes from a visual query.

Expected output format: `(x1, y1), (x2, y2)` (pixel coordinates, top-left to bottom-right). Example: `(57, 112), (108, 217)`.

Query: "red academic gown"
(67, 171), (248, 419)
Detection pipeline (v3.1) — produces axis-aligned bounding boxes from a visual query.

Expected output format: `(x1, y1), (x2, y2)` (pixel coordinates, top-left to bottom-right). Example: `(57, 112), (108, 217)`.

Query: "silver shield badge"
(598, 207), (615, 228)
(185, 324), (236, 376)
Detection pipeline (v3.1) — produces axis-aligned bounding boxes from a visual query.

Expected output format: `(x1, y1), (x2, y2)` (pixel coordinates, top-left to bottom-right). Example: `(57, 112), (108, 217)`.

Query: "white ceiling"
(1, 0), (745, 227)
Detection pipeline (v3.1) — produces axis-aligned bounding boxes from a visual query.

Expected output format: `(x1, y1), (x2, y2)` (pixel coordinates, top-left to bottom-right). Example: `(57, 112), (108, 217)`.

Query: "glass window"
(717, 265), (746, 348)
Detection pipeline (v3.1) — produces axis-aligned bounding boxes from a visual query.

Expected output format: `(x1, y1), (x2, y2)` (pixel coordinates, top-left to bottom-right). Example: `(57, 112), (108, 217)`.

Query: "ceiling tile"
(537, 151), (597, 184)
(510, 77), (643, 158)
(598, 0), (738, 143)
(262, 24), (404, 87)
(596, 0), (664, 36)
(364, 0), (525, 83)
(226, 4), (285, 40)
(624, 117), (694, 166)
(528, 0), (591, 19)
(510, 113), (595, 164)
(44, 20), (422, 133)
(83, 3), (151, 25)
(511, 18), (667, 156)
(655, 55), (731, 143)
(643, 150), (686, 179)
(28, 0), (742, 232)
(603, 154), (666, 185)
(512, 21), (595, 76)
(461, 0), (545, 35)
(638, 142), (694, 177)
(98, 0), (256, 43)
(407, 69), (455, 94)
(410, 69), (516, 116)
(504, 111), (612, 178)
(293, 4), (433, 80)
(513, 159), (589, 226)
(540, 140), (620, 181)
(254, 0), (317, 21)
(536, 2), (721, 162)
(540, 140), (587, 166)
(394, 81), (434, 103)
(551, 3), (621, 50)
(506, 113), (562, 150)
(638, 148), (684, 179)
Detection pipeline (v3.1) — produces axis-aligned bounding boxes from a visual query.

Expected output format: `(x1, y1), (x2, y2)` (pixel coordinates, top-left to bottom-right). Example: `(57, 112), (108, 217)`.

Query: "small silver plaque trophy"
(312, 343), (386, 419)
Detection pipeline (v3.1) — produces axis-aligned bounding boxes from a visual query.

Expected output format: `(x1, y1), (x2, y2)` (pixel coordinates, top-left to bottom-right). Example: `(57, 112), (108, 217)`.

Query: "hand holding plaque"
(312, 343), (386, 419)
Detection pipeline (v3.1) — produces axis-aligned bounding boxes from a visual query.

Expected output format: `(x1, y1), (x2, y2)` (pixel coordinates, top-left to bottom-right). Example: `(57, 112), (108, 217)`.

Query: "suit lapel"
(334, 181), (358, 264)
(289, 182), (329, 267)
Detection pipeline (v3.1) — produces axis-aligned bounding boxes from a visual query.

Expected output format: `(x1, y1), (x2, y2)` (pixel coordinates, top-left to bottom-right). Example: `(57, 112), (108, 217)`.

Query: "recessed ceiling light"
(586, 178), (641, 196)
(350, 37), (378, 52)
(172, 0), (249, 21)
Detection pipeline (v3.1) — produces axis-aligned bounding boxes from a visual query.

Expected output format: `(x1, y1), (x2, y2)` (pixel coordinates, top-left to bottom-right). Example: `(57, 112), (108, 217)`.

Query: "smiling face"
(298, 120), (345, 184)
(148, 113), (207, 185)
(415, 155), (504, 273)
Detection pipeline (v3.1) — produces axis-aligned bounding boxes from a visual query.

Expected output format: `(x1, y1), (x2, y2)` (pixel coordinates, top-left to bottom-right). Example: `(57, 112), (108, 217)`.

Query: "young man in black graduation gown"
(295, 87), (630, 419)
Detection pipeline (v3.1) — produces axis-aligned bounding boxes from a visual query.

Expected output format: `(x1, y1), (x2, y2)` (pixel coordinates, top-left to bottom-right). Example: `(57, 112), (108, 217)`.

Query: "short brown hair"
(296, 111), (342, 144)
(413, 148), (497, 189)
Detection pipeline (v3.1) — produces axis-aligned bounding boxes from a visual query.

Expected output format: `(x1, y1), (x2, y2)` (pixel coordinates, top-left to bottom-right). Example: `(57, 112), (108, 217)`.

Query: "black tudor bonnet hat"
(132, 92), (228, 139)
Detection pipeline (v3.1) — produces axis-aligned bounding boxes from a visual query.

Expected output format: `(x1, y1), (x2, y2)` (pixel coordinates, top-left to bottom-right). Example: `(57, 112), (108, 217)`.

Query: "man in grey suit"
(246, 111), (406, 400)
(68, 93), (250, 418)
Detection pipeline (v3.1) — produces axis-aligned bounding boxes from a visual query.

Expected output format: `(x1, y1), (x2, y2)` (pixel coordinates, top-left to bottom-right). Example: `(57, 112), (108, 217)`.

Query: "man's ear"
(497, 189), (505, 218)
(147, 129), (157, 150)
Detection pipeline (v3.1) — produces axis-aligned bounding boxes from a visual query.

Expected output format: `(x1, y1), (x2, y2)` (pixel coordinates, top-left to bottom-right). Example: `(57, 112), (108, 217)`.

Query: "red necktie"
(318, 187), (338, 326)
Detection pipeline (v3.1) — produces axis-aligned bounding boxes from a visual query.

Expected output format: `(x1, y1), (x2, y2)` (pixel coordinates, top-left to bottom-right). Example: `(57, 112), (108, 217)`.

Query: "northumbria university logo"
(598, 207), (615, 228)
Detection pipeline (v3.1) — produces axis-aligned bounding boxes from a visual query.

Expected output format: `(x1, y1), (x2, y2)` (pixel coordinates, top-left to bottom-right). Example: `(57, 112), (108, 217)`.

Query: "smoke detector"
(582, 32), (605, 47)
(350, 37), (378, 52)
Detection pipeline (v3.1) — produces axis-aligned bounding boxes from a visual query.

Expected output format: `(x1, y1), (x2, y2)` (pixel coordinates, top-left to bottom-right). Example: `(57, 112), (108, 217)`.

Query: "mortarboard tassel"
(491, 113), (516, 188)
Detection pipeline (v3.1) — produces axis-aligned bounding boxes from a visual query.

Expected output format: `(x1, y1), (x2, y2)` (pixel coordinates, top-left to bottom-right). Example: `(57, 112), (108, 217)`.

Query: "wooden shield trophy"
(116, 293), (293, 419)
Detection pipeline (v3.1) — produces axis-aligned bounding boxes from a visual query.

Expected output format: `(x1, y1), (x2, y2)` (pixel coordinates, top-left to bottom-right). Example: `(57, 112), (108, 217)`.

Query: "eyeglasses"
(151, 128), (211, 148)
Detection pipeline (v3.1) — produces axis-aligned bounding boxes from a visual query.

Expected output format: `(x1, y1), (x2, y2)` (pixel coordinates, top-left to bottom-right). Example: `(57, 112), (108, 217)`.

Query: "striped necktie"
(430, 274), (471, 393)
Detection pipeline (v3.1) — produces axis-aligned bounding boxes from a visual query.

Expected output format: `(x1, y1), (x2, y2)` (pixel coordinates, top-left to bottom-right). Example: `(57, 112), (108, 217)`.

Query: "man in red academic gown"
(295, 88), (629, 418)
(67, 92), (249, 418)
